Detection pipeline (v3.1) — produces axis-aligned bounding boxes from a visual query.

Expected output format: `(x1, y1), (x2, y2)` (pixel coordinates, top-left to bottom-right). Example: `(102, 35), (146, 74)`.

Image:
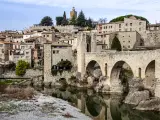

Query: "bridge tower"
(77, 32), (97, 78)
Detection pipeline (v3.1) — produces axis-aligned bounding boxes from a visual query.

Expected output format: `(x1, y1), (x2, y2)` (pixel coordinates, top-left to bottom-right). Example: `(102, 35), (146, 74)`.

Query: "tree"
(86, 18), (93, 28)
(40, 16), (53, 26)
(56, 16), (63, 25)
(69, 14), (77, 25)
(110, 14), (149, 23)
(76, 10), (86, 27)
(16, 60), (30, 76)
(61, 11), (68, 26)
(111, 36), (122, 51)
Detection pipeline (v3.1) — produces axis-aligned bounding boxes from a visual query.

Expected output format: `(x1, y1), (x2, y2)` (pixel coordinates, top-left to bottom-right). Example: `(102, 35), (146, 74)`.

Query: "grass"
(0, 80), (13, 85)
(0, 79), (25, 85)
(4, 86), (35, 100)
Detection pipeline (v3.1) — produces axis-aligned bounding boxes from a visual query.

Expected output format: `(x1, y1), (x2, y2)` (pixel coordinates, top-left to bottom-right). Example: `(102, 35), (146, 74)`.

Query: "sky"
(1, 0), (160, 31)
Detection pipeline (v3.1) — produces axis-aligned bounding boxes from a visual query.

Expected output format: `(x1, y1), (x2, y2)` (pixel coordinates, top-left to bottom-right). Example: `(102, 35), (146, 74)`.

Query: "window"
(56, 50), (59, 54)
(47, 35), (49, 37)
(128, 41), (130, 43)
(119, 29), (121, 31)
(139, 22), (142, 25)
(123, 46), (125, 48)
(123, 41), (125, 42)
(126, 23), (128, 26)
(26, 52), (29, 54)
(53, 50), (55, 54)
(130, 23), (132, 26)
(111, 26), (112, 28)
(119, 24), (121, 28)
(43, 35), (45, 37)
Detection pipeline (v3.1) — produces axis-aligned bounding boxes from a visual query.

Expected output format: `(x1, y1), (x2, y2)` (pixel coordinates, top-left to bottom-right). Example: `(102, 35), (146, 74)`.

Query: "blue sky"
(0, 0), (160, 31)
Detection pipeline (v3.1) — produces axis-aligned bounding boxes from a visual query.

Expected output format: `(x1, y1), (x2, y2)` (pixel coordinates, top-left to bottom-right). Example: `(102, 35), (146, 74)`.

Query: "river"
(39, 86), (160, 120)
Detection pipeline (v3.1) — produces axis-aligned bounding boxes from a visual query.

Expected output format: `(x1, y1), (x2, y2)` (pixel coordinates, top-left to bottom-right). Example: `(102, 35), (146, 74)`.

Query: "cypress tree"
(61, 11), (68, 26)
(76, 10), (86, 27)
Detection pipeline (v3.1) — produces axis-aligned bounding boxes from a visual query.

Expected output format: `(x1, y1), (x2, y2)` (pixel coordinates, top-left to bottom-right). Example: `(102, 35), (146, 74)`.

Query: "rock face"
(125, 90), (150, 105)
(128, 78), (144, 92)
(93, 69), (102, 79)
(87, 76), (95, 86)
(124, 78), (150, 105)
(136, 98), (160, 111)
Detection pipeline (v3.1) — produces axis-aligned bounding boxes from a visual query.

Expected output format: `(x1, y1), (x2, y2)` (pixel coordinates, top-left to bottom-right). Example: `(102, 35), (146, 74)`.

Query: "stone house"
(0, 41), (13, 62)
(41, 31), (56, 42)
(97, 16), (147, 34)
(24, 36), (51, 67)
(97, 31), (143, 51)
(9, 48), (32, 65)
(44, 41), (73, 82)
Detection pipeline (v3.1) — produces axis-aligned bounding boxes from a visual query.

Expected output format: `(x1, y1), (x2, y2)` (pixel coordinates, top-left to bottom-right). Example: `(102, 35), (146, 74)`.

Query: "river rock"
(124, 90), (150, 105)
(128, 78), (144, 92)
(87, 76), (95, 86)
(93, 69), (102, 79)
(44, 82), (51, 88)
(76, 72), (81, 80)
(136, 98), (160, 111)
(99, 76), (107, 82)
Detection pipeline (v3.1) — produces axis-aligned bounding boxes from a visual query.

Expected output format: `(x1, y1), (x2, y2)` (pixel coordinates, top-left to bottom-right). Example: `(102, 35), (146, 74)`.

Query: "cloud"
(3, 0), (160, 11)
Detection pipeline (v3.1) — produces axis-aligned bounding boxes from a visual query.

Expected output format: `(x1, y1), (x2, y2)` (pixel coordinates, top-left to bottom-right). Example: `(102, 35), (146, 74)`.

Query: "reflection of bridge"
(78, 49), (160, 97)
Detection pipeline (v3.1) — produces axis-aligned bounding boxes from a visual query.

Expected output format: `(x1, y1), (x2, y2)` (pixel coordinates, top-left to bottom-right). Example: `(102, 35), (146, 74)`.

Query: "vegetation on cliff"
(110, 14), (149, 23)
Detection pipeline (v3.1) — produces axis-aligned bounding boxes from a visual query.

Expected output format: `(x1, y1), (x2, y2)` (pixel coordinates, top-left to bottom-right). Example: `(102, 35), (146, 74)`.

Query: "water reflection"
(39, 87), (160, 120)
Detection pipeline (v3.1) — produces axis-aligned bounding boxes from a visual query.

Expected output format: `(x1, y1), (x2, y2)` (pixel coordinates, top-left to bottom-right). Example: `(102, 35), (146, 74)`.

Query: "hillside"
(110, 15), (149, 23)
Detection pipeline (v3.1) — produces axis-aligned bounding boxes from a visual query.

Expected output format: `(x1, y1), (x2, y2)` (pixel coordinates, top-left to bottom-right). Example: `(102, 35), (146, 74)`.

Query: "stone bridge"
(78, 49), (160, 97)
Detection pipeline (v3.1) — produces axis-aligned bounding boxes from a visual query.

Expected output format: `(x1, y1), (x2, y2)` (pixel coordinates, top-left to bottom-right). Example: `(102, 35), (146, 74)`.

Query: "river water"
(38, 86), (160, 120)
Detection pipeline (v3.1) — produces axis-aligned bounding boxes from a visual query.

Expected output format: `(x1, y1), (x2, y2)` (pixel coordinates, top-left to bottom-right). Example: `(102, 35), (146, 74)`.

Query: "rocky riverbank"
(124, 78), (160, 111)
(0, 93), (91, 120)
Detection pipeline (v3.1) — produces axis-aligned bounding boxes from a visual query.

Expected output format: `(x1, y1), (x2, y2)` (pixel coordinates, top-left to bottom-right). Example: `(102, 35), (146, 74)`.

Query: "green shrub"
(51, 60), (73, 76)
(16, 60), (30, 76)
(110, 14), (149, 23)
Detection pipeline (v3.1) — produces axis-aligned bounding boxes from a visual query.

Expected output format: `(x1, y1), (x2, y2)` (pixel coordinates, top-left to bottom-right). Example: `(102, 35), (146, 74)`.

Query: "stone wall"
(1, 69), (42, 78)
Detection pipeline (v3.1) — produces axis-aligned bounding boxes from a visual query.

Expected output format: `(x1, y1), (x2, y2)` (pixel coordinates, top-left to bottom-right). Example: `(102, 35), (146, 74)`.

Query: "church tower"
(70, 7), (77, 19)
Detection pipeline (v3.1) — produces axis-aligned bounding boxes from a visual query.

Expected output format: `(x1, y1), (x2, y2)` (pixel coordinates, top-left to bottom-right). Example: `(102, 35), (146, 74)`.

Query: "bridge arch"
(110, 61), (134, 93)
(145, 60), (155, 87)
(86, 60), (102, 78)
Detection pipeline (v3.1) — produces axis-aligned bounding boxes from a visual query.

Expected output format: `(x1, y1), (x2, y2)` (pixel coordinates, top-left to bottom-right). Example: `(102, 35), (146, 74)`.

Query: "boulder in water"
(93, 69), (102, 79)
(124, 90), (150, 105)
(136, 97), (160, 111)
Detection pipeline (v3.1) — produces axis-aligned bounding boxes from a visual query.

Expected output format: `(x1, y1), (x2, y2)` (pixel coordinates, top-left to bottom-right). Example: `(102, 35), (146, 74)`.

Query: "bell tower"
(70, 7), (77, 19)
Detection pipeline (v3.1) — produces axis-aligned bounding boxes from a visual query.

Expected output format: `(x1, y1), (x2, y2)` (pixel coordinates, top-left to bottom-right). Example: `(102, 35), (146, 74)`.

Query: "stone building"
(97, 16), (147, 34)
(97, 31), (143, 51)
(148, 23), (160, 31)
(41, 31), (56, 42)
(0, 41), (13, 62)
(9, 48), (32, 65)
(24, 36), (51, 67)
(54, 25), (80, 33)
(44, 41), (73, 82)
